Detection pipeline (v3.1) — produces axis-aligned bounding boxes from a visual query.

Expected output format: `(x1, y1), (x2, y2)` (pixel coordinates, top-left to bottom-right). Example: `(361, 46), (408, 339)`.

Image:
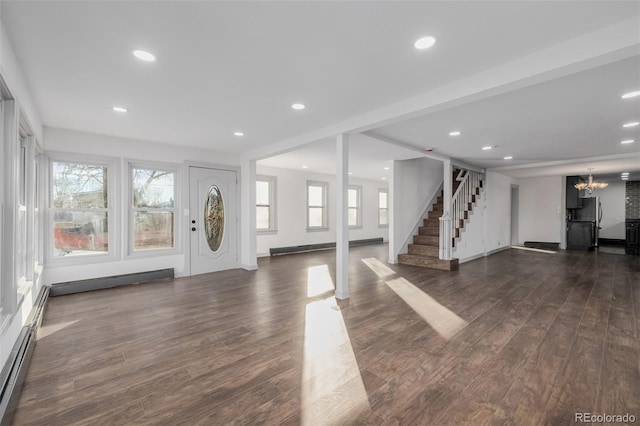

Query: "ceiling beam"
(245, 17), (639, 162)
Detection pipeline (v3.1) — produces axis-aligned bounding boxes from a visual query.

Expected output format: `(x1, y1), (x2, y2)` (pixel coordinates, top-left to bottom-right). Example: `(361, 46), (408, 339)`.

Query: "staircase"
(398, 169), (483, 271)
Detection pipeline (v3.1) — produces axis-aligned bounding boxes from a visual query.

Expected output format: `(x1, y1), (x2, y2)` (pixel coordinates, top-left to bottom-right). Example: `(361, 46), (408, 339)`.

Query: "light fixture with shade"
(574, 168), (608, 194)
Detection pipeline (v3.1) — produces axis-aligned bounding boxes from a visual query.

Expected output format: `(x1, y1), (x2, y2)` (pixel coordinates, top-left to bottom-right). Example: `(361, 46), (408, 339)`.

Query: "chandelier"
(574, 168), (608, 194)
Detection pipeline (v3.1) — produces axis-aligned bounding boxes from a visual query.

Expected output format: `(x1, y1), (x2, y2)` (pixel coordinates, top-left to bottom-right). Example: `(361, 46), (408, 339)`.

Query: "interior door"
(189, 166), (238, 276)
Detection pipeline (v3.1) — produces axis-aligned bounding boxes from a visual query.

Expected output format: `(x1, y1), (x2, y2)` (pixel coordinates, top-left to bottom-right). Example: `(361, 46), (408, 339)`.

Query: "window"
(130, 166), (176, 251)
(16, 140), (27, 287)
(378, 188), (389, 226)
(307, 181), (328, 230)
(348, 185), (362, 227)
(51, 160), (110, 257)
(256, 175), (277, 232)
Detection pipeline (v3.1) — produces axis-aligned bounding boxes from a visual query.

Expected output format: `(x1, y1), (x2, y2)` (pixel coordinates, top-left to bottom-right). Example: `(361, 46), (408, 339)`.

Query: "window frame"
(347, 185), (362, 228)
(306, 180), (329, 231)
(256, 175), (277, 234)
(378, 188), (389, 228)
(126, 160), (181, 258)
(46, 152), (120, 266)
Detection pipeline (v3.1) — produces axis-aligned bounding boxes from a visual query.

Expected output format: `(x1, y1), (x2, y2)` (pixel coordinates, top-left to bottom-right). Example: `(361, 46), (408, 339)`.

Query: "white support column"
(388, 160), (396, 264)
(335, 134), (350, 300)
(443, 159), (452, 216)
(440, 159), (453, 260)
(240, 158), (257, 270)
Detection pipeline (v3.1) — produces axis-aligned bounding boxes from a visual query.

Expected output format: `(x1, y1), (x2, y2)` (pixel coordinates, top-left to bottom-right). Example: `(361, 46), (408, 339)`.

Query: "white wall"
(452, 171), (516, 262)
(255, 165), (388, 256)
(517, 175), (564, 244)
(0, 23), (43, 142)
(391, 157), (443, 262)
(589, 181), (625, 239)
(0, 19), (45, 371)
(43, 127), (241, 284)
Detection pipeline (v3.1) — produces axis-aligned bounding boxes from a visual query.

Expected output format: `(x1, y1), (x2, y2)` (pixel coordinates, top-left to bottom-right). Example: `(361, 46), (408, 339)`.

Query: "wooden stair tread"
(408, 244), (439, 256)
(413, 235), (438, 246)
(398, 254), (459, 271)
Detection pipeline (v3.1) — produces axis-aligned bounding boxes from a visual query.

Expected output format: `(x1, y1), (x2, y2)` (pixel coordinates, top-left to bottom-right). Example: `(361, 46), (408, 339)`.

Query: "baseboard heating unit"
(269, 238), (384, 256)
(50, 268), (175, 296)
(0, 286), (49, 426)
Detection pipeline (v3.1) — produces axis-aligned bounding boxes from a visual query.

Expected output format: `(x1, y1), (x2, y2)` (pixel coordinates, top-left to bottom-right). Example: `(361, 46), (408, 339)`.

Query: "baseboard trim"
(0, 286), (49, 426)
(241, 263), (258, 271)
(269, 238), (383, 256)
(50, 268), (174, 296)
(459, 246), (510, 264)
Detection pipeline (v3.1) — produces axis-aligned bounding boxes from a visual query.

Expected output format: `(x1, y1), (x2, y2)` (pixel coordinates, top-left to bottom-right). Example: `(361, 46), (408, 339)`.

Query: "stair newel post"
(440, 160), (453, 260)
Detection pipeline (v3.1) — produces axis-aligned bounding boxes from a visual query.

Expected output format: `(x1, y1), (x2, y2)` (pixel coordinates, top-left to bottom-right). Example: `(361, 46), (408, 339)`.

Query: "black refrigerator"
(567, 197), (601, 250)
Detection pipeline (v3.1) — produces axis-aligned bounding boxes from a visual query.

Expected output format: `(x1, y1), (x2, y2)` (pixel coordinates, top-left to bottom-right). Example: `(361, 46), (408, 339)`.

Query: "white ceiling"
(258, 133), (419, 181)
(2, 0), (639, 165)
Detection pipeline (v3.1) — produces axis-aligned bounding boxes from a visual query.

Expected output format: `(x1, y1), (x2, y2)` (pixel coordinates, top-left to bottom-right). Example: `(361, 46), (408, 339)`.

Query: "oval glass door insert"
(204, 185), (225, 252)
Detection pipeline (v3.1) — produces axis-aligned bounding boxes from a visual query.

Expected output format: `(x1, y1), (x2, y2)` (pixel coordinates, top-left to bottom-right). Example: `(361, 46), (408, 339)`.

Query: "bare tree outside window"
(51, 161), (109, 256)
(131, 168), (175, 251)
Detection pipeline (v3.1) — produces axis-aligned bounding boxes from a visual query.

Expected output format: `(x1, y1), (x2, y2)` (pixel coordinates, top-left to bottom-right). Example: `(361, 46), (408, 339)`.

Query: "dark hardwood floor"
(11, 245), (640, 425)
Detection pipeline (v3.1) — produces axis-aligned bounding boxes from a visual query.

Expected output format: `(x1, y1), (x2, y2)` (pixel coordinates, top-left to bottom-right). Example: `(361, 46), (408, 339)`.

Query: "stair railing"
(440, 169), (483, 259)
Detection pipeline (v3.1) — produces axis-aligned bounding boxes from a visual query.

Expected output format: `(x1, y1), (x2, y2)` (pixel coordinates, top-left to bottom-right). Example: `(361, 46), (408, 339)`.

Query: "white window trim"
(378, 188), (389, 228)
(256, 175), (277, 234)
(45, 151), (120, 267)
(348, 185), (362, 229)
(306, 180), (329, 231)
(126, 160), (182, 258)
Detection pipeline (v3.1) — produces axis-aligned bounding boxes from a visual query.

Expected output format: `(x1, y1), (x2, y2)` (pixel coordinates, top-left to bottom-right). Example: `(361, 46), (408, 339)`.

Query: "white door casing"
(189, 166), (238, 276)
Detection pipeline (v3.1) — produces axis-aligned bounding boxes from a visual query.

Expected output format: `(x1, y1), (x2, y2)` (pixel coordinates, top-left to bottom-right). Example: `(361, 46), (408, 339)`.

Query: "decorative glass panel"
(204, 185), (225, 252)
(134, 211), (174, 250)
(52, 162), (108, 208)
(257, 206), (270, 229)
(133, 168), (175, 208)
(53, 211), (109, 256)
(256, 181), (270, 205)
(308, 186), (324, 207)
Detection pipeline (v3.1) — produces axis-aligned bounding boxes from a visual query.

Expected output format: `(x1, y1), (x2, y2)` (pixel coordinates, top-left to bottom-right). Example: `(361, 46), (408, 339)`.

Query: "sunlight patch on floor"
(37, 320), (79, 339)
(386, 277), (467, 340)
(362, 257), (396, 279)
(301, 297), (370, 424)
(307, 264), (335, 297)
(511, 245), (556, 254)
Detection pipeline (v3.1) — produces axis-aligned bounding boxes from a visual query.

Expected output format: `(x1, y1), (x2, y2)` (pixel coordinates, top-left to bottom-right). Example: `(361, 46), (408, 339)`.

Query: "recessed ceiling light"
(301, 165), (308, 169)
(112, 106), (127, 113)
(414, 36), (436, 50)
(449, 131), (462, 136)
(623, 121), (639, 128)
(622, 172), (630, 175)
(133, 50), (156, 62)
(292, 103), (306, 110)
(384, 167), (390, 170)
(622, 177), (629, 180)
(621, 90), (640, 99)
(482, 146), (493, 150)
(233, 131), (244, 137)
(621, 139), (635, 144)
(382, 177), (387, 180)
(504, 156), (513, 160)
(348, 172), (353, 175)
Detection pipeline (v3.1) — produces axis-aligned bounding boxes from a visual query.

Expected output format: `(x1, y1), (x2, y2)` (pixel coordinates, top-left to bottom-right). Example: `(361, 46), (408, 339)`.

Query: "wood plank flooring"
(11, 245), (640, 425)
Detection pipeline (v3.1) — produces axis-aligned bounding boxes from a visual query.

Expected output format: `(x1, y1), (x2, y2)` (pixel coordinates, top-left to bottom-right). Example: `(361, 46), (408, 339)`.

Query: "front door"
(189, 166), (238, 275)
